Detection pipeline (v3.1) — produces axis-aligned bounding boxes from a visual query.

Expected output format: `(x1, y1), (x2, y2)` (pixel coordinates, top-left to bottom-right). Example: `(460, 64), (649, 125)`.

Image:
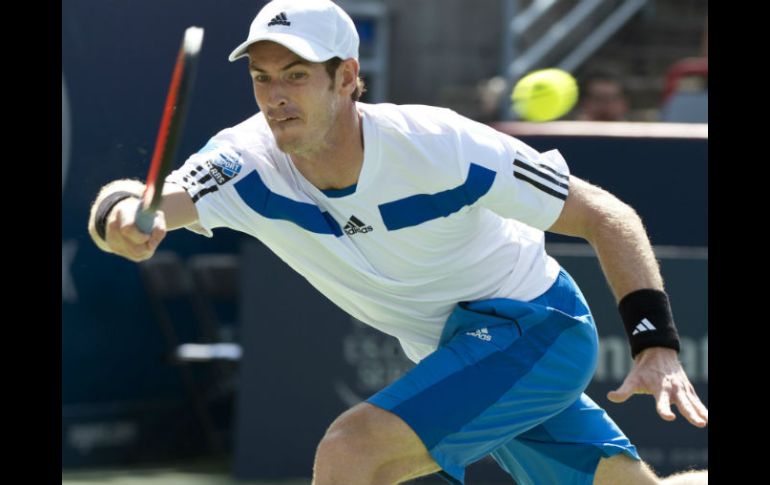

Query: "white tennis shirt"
(167, 103), (570, 362)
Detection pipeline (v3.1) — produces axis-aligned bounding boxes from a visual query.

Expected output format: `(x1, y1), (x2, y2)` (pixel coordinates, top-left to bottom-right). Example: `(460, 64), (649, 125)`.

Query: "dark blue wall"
(519, 135), (708, 247)
(62, 0), (267, 466)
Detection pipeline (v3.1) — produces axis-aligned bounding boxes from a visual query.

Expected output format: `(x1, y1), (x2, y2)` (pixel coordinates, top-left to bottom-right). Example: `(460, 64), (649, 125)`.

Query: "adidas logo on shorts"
(466, 327), (492, 342)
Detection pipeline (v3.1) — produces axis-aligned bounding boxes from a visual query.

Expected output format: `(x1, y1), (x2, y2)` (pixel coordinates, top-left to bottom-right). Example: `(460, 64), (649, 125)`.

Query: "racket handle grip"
(135, 201), (156, 235)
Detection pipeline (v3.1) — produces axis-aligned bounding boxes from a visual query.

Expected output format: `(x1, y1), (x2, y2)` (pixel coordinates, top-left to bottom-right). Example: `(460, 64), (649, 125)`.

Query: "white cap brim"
(228, 32), (338, 63)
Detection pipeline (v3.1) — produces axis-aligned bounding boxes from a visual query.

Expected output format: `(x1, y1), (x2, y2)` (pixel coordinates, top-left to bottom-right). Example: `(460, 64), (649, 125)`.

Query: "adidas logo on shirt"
(631, 318), (657, 336)
(344, 216), (373, 235)
(466, 327), (492, 342)
(268, 12), (291, 26)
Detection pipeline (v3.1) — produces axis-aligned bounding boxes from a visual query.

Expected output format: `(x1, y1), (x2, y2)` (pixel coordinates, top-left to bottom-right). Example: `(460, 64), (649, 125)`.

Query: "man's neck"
(290, 103), (364, 191)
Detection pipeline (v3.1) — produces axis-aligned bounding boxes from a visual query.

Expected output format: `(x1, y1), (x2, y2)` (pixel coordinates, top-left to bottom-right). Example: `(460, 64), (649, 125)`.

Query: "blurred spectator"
(476, 75), (508, 122)
(574, 68), (629, 121)
(659, 17), (708, 123)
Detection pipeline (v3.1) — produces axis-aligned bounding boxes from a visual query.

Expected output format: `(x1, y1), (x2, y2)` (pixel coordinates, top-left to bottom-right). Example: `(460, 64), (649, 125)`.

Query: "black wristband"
(94, 191), (139, 241)
(618, 289), (681, 359)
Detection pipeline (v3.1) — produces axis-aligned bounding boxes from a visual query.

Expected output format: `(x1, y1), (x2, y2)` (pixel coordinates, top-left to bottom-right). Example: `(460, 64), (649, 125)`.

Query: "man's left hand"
(607, 347), (708, 428)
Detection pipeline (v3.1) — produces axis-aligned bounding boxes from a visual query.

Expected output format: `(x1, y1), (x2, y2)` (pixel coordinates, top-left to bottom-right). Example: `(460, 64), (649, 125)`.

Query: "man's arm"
(548, 176), (663, 299)
(547, 176), (708, 428)
(87, 179), (198, 261)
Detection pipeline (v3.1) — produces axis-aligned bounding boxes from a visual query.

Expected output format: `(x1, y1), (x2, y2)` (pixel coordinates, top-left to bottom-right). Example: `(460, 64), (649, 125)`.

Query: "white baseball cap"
(228, 0), (360, 63)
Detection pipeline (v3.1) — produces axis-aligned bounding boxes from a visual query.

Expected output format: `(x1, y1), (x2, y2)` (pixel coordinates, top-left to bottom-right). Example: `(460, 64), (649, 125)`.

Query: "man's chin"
(269, 127), (292, 148)
(273, 135), (303, 155)
(270, 124), (317, 155)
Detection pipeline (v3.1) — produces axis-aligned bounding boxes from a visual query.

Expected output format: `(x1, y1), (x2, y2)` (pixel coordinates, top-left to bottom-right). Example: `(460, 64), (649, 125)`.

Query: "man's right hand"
(103, 198), (167, 262)
(88, 179), (198, 259)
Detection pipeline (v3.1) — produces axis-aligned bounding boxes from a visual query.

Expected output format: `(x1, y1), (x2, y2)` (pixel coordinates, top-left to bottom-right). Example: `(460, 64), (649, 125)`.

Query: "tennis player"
(87, 1), (708, 483)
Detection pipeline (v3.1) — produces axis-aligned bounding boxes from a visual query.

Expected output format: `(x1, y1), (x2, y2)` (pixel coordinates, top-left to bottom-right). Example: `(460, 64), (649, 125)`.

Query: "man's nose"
(264, 81), (288, 108)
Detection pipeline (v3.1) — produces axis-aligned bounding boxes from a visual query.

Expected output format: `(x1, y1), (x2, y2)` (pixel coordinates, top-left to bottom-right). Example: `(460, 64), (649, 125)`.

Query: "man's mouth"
(269, 115), (300, 124)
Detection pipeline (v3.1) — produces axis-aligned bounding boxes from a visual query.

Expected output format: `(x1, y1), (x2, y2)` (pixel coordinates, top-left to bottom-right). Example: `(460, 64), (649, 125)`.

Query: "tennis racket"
(136, 26), (204, 234)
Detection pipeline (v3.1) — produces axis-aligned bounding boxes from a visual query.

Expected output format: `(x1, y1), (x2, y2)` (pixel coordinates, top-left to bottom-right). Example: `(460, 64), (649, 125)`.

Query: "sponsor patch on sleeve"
(205, 149), (243, 185)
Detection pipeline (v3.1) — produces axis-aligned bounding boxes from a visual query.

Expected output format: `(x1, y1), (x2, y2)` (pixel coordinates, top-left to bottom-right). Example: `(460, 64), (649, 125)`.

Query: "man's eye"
(253, 74), (269, 83)
(289, 72), (307, 80)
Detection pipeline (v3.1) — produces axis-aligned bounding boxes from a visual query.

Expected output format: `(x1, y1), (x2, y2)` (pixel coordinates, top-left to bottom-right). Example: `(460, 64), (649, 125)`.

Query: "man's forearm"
(587, 204), (664, 302)
(547, 176), (664, 302)
(158, 182), (200, 230)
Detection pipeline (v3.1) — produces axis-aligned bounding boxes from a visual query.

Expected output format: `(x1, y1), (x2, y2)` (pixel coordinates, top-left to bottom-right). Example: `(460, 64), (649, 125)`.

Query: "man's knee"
(313, 403), (439, 484)
(314, 405), (379, 471)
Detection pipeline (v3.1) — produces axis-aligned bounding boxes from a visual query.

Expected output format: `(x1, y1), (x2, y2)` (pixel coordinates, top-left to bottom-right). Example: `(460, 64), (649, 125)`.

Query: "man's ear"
(338, 58), (360, 97)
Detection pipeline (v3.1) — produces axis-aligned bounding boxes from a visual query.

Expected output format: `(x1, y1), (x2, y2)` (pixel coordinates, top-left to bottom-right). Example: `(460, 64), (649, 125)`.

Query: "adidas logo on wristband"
(631, 318), (657, 335)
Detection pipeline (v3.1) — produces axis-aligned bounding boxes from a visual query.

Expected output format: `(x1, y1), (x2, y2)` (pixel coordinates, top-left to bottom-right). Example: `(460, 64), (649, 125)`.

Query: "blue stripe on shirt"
(378, 163), (496, 231)
(234, 170), (343, 236)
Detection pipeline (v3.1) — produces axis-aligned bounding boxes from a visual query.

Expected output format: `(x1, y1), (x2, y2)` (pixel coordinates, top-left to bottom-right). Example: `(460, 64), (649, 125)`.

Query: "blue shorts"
(367, 267), (640, 485)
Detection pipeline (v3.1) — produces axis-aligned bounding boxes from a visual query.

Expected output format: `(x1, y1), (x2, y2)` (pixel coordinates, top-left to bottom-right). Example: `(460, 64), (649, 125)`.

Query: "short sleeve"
(453, 114), (570, 230)
(165, 137), (248, 237)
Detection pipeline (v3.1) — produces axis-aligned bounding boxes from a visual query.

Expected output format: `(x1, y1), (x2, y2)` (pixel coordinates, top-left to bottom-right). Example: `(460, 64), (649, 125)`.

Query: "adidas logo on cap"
(268, 12), (291, 26)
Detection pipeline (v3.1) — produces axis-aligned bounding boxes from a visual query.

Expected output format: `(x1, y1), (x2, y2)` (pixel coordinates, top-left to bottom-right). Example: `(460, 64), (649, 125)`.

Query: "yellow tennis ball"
(511, 68), (578, 122)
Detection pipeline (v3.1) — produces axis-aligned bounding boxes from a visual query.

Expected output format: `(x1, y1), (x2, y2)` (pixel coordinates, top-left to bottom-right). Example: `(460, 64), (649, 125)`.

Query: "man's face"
(247, 41), (342, 155)
(582, 80), (628, 121)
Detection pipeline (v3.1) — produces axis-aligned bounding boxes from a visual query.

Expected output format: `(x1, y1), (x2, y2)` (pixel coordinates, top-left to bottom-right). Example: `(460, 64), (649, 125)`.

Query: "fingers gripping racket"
(136, 26), (204, 234)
